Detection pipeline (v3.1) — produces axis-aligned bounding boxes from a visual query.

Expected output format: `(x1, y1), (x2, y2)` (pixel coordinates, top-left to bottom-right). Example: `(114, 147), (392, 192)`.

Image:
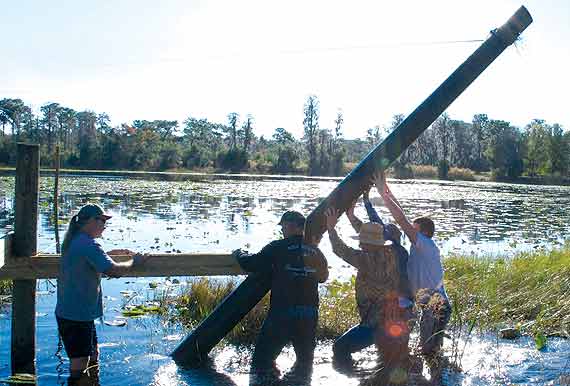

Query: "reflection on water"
(1, 276), (569, 385)
(1, 176), (569, 259)
(1, 175), (569, 385)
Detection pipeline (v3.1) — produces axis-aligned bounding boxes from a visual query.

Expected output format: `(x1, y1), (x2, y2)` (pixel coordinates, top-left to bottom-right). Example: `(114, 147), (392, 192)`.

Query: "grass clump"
(0, 280), (11, 304)
(448, 167), (475, 181)
(161, 278), (270, 345)
(445, 244), (570, 338)
(160, 277), (360, 346)
(0, 280), (10, 295)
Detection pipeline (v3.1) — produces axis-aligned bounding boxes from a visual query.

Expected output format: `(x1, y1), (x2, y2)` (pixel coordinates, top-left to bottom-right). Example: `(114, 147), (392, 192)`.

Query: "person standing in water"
(55, 203), (147, 384)
(233, 210), (328, 385)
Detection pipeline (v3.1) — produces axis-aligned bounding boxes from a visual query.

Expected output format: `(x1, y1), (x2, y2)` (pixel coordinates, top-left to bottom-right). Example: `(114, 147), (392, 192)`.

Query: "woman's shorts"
(56, 316), (98, 358)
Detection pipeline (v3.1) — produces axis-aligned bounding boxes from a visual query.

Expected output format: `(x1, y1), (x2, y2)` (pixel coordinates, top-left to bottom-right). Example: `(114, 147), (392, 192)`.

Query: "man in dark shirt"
(233, 210), (328, 385)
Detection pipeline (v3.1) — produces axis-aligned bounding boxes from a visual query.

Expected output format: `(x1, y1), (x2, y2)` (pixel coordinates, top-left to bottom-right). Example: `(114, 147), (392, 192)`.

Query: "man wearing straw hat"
(324, 207), (411, 375)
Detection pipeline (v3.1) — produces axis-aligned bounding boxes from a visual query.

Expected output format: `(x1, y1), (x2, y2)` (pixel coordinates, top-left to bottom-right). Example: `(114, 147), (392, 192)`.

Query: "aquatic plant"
(445, 243), (570, 343)
(0, 280), (10, 303)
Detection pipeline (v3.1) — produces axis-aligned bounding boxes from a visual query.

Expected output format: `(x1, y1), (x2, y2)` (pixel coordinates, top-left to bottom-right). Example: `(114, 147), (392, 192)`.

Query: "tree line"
(0, 96), (568, 180)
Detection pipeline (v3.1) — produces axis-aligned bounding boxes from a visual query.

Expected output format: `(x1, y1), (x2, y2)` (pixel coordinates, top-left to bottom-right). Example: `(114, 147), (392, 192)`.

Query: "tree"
(471, 114), (490, 171)
(366, 126), (382, 147)
(548, 123), (568, 175)
(0, 98), (27, 139)
(303, 95), (320, 175)
(524, 119), (550, 176)
(77, 111), (99, 167)
(240, 114), (254, 153)
(484, 120), (523, 179)
(40, 102), (60, 153)
(331, 110), (346, 176)
(272, 127), (298, 173)
(227, 112), (239, 149)
(56, 107), (77, 151)
(272, 127), (295, 144)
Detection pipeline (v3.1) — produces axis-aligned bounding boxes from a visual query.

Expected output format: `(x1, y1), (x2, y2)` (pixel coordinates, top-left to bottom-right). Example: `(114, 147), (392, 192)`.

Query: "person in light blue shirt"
(375, 172), (451, 364)
(55, 203), (147, 383)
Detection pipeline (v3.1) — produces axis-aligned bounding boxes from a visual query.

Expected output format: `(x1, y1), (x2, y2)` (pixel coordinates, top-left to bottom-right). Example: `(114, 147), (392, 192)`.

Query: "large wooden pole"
(171, 273), (271, 365)
(172, 6), (533, 367)
(11, 143), (40, 374)
(304, 6), (533, 240)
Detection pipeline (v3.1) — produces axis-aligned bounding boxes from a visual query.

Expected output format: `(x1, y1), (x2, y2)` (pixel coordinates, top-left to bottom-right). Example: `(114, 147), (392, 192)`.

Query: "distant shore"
(1, 166), (569, 186)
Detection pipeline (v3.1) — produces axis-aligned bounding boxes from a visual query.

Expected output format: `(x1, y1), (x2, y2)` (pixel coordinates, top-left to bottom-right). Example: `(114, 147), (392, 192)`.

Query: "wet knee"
(70, 357), (89, 372)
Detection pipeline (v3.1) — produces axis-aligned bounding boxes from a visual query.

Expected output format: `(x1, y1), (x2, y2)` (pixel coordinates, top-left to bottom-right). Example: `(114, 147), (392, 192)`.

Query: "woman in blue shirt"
(55, 203), (146, 383)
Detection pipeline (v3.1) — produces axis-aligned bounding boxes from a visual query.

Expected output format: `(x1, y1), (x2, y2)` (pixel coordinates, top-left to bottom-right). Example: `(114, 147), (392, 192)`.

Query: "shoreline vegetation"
(1, 97), (568, 188)
(1, 165), (570, 186)
(153, 243), (570, 350)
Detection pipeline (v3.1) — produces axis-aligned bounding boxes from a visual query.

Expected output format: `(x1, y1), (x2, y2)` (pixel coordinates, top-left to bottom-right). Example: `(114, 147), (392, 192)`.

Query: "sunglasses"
(95, 216), (108, 224)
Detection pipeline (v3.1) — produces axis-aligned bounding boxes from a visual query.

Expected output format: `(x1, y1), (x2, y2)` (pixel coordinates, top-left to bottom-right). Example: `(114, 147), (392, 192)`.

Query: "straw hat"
(357, 222), (391, 246)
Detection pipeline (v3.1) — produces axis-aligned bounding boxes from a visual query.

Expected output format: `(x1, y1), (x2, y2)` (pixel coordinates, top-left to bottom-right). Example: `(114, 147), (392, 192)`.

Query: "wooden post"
(54, 144), (60, 254)
(171, 6), (533, 367)
(11, 143), (39, 375)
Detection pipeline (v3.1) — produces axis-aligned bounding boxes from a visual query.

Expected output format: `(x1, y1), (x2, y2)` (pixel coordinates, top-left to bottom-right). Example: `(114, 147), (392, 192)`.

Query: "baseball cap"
(77, 203), (112, 221)
(277, 210), (306, 227)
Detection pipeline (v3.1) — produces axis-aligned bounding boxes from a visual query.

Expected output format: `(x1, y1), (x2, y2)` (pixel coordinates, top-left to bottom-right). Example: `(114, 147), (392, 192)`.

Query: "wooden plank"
(0, 253), (242, 279)
(12, 143), (39, 375)
(170, 6), (533, 368)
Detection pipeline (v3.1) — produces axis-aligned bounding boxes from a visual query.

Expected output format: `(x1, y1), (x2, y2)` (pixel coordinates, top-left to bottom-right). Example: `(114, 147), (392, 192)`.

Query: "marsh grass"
(445, 244), (570, 339)
(160, 245), (570, 350)
(408, 165), (475, 181)
(0, 280), (10, 304)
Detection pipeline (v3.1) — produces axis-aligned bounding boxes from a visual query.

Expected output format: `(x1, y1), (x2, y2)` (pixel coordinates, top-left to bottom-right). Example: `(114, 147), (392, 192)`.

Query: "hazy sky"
(1, 0), (569, 139)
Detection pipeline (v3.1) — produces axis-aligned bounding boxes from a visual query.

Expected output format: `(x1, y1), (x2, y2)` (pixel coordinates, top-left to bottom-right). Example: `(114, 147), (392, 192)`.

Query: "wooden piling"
(11, 143), (39, 375)
(54, 144), (61, 254)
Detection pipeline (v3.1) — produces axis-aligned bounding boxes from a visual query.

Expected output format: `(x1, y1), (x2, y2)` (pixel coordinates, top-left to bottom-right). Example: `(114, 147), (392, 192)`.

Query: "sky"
(1, 0), (569, 139)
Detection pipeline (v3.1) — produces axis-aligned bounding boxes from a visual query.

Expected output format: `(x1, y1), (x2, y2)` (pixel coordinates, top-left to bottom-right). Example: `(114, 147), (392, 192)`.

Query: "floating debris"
(499, 327), (520, 340)
(0, 373), (36, 384)
(104, 319), (127, 327)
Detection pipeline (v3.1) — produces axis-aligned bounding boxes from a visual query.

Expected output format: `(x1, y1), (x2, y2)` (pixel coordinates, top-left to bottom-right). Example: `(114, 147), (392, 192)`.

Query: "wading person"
(376, 173), (451, 363)
(55, 203), (147, 385)
(233, 210), (328, 385)
(325, 207), (411, 377)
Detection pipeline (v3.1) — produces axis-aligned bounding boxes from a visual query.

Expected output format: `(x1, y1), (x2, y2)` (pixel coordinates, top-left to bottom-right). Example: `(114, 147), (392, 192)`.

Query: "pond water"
(0, 175), (569, 385)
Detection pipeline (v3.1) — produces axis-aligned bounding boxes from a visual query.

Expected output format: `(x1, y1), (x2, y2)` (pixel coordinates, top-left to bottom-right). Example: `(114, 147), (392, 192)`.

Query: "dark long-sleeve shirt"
(235, 235), (328, 310)
(364, 199), (383, 224)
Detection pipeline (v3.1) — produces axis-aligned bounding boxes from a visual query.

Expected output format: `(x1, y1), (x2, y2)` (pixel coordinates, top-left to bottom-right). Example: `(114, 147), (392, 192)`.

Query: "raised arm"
(374, 172), (417, 244)
(325, 207), (363, 269)
(362, 188), (383, 225)
(345, 199), (364, 233)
